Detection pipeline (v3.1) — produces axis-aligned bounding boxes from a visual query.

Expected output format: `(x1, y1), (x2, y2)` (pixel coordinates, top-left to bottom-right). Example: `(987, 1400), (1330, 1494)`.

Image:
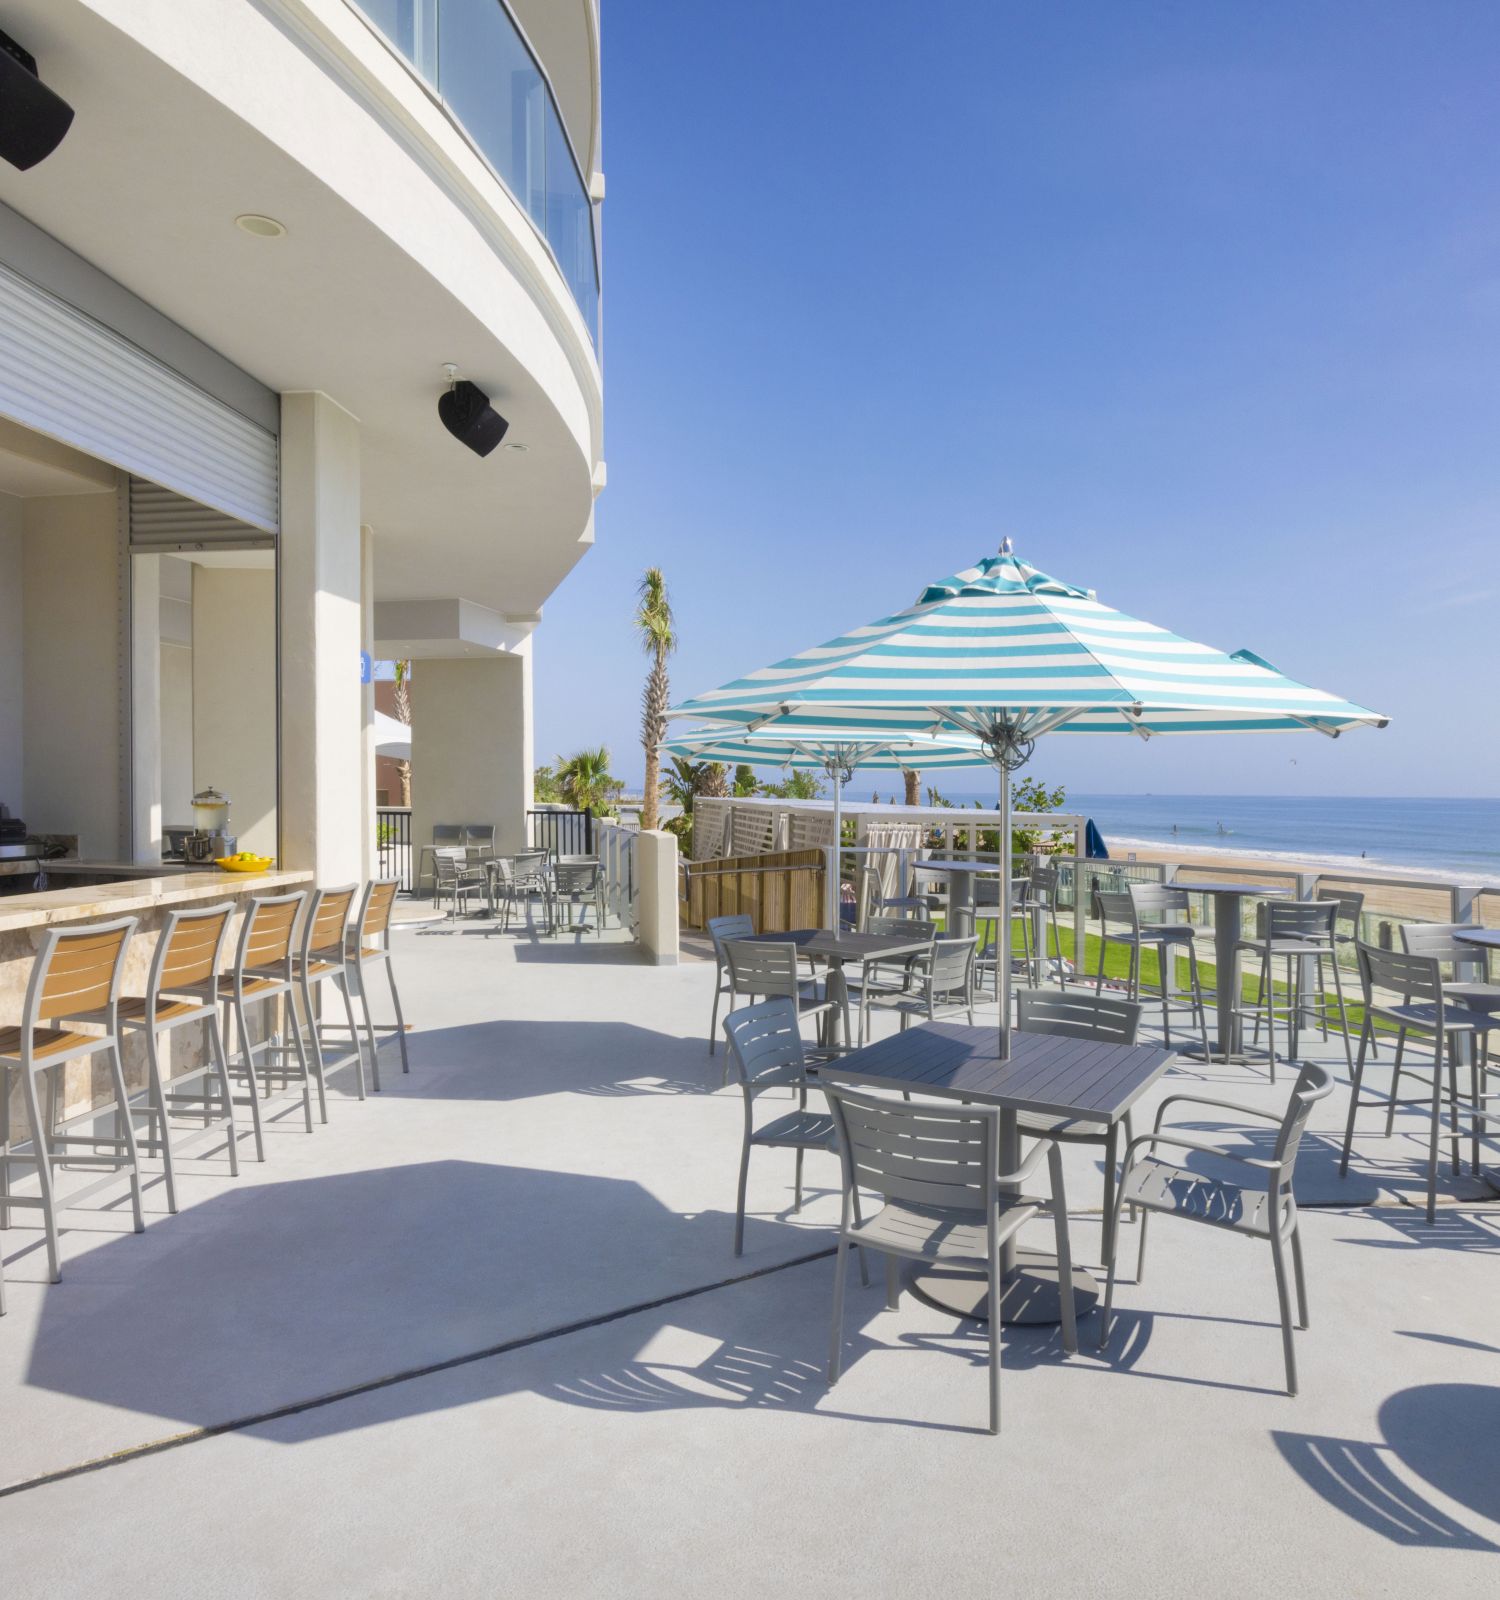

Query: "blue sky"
(531, 0), (1500, 798)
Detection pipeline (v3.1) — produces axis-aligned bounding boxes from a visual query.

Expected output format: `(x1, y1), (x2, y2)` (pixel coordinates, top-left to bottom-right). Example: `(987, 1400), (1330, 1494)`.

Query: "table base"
(909, 1249), (1098, 1326)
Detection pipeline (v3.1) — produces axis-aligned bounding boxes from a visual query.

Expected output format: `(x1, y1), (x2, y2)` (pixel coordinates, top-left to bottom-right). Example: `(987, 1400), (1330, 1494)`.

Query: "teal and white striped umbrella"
(671, 544), (1387, 1057)
(671, 546), (1387, 739)
(659, 726), (991, 932)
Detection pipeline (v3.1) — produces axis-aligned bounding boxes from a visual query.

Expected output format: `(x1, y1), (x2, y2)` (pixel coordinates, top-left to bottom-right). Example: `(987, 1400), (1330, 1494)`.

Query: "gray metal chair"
(1094, 887), (1211, 1061)
(1339, 941), (1497, 1221)
(975, 877), (1032, 995)
(1312, 888), (1367, 1051)
(117, 900), (240, 1211)
(1014, 988), (1143, 1265)
(823, 1083), (1076, 1435)
(844, 915), (936, 1044)
(863, 935), (977, 1034)
(1100, 1061), (1334, 1395)
(509, 849), (551, 926)
(551, 858), (604, 935)
(723, 1000), (868, 1267)
(0, 916), (145, 1286)
(1017, 863), (1065, 985)
(724, 939), (849, 1049)
(1237, 901), (1352, 1082)
(433, 846), (486, 920)
(1401, 922), (1500, 1013)
(706, 914), (756, 1055)
(293, 883), (366, 1107)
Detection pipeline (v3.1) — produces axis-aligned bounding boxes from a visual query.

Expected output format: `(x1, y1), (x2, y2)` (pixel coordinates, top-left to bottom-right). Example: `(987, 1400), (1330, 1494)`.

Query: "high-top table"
(1454, 928), (1500, 953)
(1175, 880), (1289, 1060)
(819, 1021), (1176, 1324)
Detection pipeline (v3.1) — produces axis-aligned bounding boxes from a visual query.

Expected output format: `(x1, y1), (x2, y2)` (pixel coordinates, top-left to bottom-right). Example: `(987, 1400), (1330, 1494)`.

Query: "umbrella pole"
(999, 762), (1012, 1059)
(828, 766), (843, 937)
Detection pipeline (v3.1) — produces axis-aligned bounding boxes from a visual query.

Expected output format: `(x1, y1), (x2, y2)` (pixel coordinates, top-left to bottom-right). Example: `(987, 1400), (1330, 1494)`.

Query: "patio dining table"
(818, 1020), (1176, 1326)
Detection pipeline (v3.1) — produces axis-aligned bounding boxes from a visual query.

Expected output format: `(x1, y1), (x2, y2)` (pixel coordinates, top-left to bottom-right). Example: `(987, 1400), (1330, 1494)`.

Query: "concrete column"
(279, 391), (364, 885)
(360, 524), (377, 880)
(636, 829), (680, 965)
(411, 643), (533, 863)
(130, 553), (163, 861)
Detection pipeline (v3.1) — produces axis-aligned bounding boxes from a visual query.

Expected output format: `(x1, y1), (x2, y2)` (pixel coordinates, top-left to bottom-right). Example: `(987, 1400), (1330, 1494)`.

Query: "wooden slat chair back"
(38, 920), (135, 1020)
(304, 884), (357, 960)
(155, 903), (234, 992)
(360, 879), (399, 940)
(239, 891), (303, 974)
(1016, 988), (1141, 1045)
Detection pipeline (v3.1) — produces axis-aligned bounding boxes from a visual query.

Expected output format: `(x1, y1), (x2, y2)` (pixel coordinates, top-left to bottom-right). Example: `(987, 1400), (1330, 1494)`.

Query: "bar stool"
(117, 901), (239, 1212)
(1094, 887), (1211, 1060)
(293, 883), (366, 1105)
(1018, 863), (1065, 985)
(0, 916), (144, 1284)
(344, 878), (410, 1092)
(1236, 900), (1352, 1082)
(219, 890), (314, 1155)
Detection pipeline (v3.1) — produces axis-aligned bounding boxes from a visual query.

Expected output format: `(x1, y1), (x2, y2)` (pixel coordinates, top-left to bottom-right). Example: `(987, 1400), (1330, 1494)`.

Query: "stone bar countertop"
(0, 868), (313, 934)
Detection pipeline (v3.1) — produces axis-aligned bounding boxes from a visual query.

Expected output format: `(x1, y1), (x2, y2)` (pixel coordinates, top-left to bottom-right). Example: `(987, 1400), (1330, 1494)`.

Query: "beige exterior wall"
(411, 644), (534, 865)
(0, 494), (22, 811)
(192, 566), (277, 858)
(20, 489), (125, 857)
(636, 830), (680, 966)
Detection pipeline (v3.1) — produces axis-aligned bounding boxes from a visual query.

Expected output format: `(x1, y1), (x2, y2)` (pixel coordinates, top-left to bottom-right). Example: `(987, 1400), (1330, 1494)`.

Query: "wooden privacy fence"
(680, 848), (826, 933)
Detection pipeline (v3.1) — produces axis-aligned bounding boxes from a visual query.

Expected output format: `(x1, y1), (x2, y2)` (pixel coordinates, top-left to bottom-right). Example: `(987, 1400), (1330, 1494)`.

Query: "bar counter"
(2, 867), (314, 1132)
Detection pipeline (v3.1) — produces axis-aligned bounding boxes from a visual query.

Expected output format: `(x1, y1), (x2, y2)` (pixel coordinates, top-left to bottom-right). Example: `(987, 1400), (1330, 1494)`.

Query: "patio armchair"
(1339, 941), (1498, 1221)
(823, 1083), (1076, 1435)
(723, 939), (850, 1051)
(432, 846), (487, 920)
(1093, 887), (1211, 1062)
(1014, 988), (1143, 1265)
(861, 934), (977, 1034)
(722, 1000), (868, 1272)
(1099, 1061), (1334, 1395)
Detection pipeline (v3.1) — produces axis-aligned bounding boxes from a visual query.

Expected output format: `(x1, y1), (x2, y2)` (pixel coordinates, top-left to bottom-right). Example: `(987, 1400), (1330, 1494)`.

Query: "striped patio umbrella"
(671, 541), (1387, 1055)
(659, 725), (991, 932)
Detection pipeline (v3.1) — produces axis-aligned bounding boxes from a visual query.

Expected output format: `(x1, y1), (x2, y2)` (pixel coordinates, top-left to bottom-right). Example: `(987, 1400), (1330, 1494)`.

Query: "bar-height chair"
(1094, 887), (1211, 1062)
(862, 935), (977, 1035)
(0, 917), (144, 1283)
(1237, 901), (1353, 1082)
(293, 883), (365, 1106)
(723, 1000), (868, 1266)
(344, 878), (410, 1091)
(706, 914), (756, 1055)
(1339, 942), (1497, 1221)
(1018, 863), (1065, 985)
(1100, 1062), (1333, 1395)
(1311, 888), (1366, 1051)
(724, 939), (850, 1051)
(975, 877), (1031, 995)
(823, 1084), (1076, 1435)
(1014, 989), (1144, 1265)
(117, 901), (240, 1212)
(219, 889), (315, 1155)
(1401, 922), (1500, 1013)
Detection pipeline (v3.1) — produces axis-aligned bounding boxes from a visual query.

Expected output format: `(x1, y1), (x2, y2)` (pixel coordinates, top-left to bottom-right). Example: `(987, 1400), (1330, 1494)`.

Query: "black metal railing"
(376, 806), (414, 891)
(528, 808), (594, 857)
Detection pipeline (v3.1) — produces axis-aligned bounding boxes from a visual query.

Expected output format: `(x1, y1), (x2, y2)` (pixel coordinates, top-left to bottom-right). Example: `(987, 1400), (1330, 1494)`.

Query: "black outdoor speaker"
(0, 30), (75, 173)
(438, 379), (509, 458)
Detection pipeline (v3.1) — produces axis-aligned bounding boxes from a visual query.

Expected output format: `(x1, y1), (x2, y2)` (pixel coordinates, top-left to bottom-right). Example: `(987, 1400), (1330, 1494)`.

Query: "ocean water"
(992, 794), (1499, 883)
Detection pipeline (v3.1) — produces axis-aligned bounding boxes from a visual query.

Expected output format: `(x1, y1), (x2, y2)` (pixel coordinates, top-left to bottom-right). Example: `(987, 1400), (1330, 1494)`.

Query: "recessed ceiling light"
(235, 213), (286, 238)
(504, 442), (528, 452)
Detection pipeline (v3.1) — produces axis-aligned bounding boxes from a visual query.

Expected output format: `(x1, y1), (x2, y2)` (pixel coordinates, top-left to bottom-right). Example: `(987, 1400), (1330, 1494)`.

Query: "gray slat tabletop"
(817, 1020), (1176, 1124)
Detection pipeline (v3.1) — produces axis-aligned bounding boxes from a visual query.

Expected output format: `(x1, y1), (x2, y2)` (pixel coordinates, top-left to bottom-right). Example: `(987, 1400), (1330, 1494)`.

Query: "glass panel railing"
(355, 0), (600, 348)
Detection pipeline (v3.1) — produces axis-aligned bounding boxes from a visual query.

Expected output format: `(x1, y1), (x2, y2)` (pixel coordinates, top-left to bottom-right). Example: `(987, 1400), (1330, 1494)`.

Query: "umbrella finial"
(998, 535), (1014, 557)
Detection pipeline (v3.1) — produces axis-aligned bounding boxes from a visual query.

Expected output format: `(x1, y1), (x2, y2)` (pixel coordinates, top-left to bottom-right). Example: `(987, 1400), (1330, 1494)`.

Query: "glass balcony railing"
(354, 0), (600, 349)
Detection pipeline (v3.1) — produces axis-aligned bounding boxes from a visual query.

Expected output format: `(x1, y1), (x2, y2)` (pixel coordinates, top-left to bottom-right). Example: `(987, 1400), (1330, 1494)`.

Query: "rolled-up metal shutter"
(127, 478), (273, 553)
(0, 259), (278, 531)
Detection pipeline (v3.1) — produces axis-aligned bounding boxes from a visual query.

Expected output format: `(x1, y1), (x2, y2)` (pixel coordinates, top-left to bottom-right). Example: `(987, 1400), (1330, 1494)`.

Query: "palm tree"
(392, 659), (413, 806)
(634, 568), (675, 831)
(902, 767), (920, 807)
(556, 746), (622, 816)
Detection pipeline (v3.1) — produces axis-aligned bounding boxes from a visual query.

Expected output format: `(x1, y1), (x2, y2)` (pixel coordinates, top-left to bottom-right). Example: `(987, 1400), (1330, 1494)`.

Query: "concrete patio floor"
(1, 908), (1497, 1597)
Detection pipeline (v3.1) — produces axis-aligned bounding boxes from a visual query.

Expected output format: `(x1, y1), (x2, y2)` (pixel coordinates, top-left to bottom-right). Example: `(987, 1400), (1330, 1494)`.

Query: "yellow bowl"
(214, 857), (273, 872)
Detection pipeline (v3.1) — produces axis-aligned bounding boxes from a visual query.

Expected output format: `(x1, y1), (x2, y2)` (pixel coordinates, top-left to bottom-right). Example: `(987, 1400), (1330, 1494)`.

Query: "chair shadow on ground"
(1274, 1382), (1500, 1551)
(389, 1019), (725, 1101)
